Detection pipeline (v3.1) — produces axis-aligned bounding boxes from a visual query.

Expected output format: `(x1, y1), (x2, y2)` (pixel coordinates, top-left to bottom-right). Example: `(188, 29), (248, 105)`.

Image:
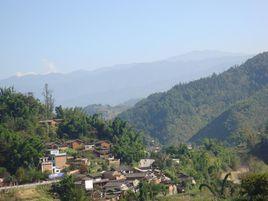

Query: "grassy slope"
(0, 186), (54, 201)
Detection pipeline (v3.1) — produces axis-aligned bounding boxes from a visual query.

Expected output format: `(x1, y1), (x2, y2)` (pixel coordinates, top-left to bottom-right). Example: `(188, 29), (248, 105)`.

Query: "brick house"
(66, 139), (84, 150)
(94, 140), (111, 157)
(40, 157), (53, 173)
(53, 153), (67, 169)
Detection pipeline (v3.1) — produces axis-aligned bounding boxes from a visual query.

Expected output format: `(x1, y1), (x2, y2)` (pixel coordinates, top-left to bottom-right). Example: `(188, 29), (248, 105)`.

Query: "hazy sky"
(0, 0), (267, 79)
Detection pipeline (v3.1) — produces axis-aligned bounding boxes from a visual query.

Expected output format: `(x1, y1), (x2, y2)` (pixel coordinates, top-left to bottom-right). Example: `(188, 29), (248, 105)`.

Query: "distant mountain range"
(119, 52), (268, 145)
(0, 50), (250, 106)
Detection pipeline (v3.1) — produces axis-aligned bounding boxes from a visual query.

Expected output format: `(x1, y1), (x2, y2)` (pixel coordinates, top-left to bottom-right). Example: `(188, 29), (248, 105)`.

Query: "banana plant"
(199, 173), (233, 200)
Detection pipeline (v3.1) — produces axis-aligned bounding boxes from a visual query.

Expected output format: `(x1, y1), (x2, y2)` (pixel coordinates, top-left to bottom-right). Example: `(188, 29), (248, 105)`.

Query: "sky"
(0, 0), (268, 79)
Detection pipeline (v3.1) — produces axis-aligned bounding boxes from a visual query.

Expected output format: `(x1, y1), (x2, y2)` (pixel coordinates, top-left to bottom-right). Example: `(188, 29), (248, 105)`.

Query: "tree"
(43, 83), (54, 119)
(112, 128), (146, 164)
(240, 173), (268, 201)
(0, 87), (44, 132)
(137, 181), (167, 201)
(55, 105), (64, 119)
(57, 108), (94, 139)
(51, 176), (87, 201)
(0, 126), (44, 174)
(199, 173), (234, 199)
(138, 181), (150, 201)
(15, 167), (26, 184)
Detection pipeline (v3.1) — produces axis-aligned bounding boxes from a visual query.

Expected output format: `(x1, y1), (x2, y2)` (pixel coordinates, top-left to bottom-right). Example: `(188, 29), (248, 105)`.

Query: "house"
(39, 119), (62, 127)
(102, 171), (125, 180)
(40, 157), (53, 173)
(66, 139), (84, 150)
(68, 158), (90, 168)
(95, 140), (111, 150)
(139, 159), (155, 169)
(116, 165), (134, 174)
(103, 181), (130, 198)
(104, 186), (122, 200)
(45, 142), (59, 149)
(94, 140), (111, 158)
(52, 153), (67, 169)
(40, 149), (67, 174)
(74, 176), (94, 191)
(94, 140), (111, 157)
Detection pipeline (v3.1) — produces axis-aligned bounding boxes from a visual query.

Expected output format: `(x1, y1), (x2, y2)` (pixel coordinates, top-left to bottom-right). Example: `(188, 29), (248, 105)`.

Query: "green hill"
(119, 52), (268, 144)
(189, 86), (268, 143)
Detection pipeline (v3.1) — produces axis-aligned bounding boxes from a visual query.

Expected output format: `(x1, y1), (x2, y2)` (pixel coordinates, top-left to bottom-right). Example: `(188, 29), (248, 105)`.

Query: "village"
(16, 116), (193, 201)
(39, 136), (195, 200)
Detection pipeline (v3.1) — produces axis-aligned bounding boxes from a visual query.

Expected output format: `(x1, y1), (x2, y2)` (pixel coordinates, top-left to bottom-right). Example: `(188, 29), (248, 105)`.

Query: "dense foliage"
(0, 88), (46, 179)
(191, 87), (268, 143)
(154, 139), (239, 182)
(57, 107), (95, 139)
(51, 176), (87, 201)
(0, 126), (44, 174)
(0, 88), (45, 133)
(112, 123), (146, 164)
(120, 52), (268, 145)
(239, 173), (268, 201)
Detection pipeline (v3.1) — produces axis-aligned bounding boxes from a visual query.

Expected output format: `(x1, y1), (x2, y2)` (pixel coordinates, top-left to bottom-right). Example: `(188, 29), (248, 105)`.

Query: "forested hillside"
(190, 87), (268, 143)
(119, 52), (268, 145)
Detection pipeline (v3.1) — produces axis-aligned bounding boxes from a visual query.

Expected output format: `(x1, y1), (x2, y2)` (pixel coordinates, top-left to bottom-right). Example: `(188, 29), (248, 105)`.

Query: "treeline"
(0, 87), (145, 183)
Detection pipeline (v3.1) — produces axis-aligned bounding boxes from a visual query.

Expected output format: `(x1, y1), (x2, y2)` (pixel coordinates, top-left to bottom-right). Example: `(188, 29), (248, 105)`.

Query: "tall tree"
(43, 83), (54, 119)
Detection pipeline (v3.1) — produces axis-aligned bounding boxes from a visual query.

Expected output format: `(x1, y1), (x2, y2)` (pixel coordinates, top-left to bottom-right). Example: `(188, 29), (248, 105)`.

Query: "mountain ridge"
(0, 50), (250, 106)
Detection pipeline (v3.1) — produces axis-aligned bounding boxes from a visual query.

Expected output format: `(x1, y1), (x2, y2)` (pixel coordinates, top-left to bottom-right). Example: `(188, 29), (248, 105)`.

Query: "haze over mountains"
(0, 50), (250, 106)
